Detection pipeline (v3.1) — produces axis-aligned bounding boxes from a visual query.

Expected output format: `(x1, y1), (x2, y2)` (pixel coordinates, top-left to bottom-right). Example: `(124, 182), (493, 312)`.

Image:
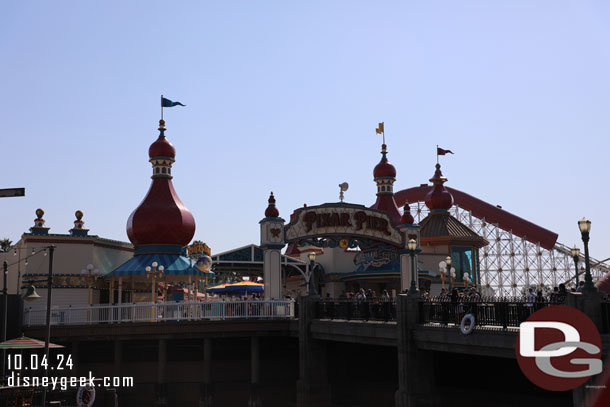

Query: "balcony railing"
(419, 296), (560, 329)
(316, 298), (396, 322)
(23, 300), (295, 327)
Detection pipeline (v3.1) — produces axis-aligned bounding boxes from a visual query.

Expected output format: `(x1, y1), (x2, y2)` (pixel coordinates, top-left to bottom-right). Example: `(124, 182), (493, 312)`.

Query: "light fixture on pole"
(445, 256), (456, 290)
(145, 262), (164, 303)
(578, 218), (596, 292)
(21, 245), (55, 406)
(407, 239), (421, 295)
(81, 264), (100, 307)
(307, 252), (318, 296)
(571, 245), (580, 288)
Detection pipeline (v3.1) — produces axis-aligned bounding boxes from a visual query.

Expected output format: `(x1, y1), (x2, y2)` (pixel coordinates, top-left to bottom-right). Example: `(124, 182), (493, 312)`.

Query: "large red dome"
(126, 122), (195, 248)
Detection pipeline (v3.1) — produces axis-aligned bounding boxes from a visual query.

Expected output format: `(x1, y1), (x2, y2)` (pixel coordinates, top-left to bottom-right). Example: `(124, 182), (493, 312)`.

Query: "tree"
(0, 238), (12, 252)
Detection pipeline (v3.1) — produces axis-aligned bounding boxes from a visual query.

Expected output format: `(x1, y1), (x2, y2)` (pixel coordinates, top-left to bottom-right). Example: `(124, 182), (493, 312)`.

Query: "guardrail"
(316, 298), (396, 322)
(419, 296), (559, 329)
(23, 300), (296, 327)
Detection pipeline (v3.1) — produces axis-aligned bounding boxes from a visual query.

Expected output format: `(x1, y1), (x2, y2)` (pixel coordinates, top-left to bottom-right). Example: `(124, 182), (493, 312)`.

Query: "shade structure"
(0, 336), (64, 349)
(107, 253), (215, 278)
(207, 281), (264, 295)
(207, 283), (229, 293)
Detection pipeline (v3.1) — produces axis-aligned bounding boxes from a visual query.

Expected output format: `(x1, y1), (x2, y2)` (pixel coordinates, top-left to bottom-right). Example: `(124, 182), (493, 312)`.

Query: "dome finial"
(158, 119), (166, 132)
(265, 192), (280, 218)
(400, 203), (415, 225)
(424, 163), (454, 211)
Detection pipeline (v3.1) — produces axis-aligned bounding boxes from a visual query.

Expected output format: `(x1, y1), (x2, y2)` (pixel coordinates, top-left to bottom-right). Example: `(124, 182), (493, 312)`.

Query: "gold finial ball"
(75, 210), (84, 220)
(35, 208), (44, 219)
(158, 119), (166, 131)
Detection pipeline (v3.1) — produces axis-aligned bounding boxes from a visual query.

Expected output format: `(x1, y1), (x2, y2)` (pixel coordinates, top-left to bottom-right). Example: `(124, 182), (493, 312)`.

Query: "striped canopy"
(0, 336), (64, 349)
(107, 254), (215, 278)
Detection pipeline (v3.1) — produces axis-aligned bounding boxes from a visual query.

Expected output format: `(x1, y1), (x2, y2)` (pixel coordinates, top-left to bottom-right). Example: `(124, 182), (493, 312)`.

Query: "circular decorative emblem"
(76, 385), (96, 407)
(339, 239), (349, 249)
(515, 305), (602, 391)
(460, 314), (475, 335)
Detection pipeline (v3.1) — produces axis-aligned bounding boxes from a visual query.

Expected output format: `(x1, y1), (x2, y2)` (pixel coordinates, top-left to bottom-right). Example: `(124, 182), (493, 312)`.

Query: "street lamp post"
(445, 256), (456, 290)
(578, 218), (596, 292)
(23, 245), (55, 407)
(407, 239), (421, 295)
(306, 252), (318, 296)
(2, 261), (7, 383)
(145, 262), (165, 303)
(571, 245), (581, 288)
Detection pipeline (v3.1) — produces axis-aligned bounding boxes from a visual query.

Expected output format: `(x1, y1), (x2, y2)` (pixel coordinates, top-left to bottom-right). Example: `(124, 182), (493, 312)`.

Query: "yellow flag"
(376, 122), (384, 134)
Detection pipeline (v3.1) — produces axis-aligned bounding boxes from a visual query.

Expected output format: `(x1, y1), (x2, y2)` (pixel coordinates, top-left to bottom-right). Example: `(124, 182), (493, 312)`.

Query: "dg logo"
(516, 305), (602, 391)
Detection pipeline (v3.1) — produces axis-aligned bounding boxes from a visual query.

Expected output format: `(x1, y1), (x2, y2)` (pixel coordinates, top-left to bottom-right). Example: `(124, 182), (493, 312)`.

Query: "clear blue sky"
(2, 1), (609, 260)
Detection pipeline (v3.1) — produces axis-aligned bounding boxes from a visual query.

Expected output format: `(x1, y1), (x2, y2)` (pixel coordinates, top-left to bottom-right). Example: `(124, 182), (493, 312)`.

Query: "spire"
(149, 120), (176, 179)
(265, 192), (280, 218)
(424, 163), (454, 211)
(371, 142), (401, 225)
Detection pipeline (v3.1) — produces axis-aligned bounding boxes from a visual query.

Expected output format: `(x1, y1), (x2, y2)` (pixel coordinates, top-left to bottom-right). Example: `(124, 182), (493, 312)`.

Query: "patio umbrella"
(224, 281), (264, 295)
(0, 335), (64, 349)
(206, 283), (229, 293)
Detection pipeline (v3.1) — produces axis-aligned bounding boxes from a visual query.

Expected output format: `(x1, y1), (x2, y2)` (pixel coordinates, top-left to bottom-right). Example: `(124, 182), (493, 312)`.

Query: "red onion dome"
(425, 163), (454, 211)
(148, 120), (176, 158)
(373, 144), (396, 179)
(400, 203), (415, 225)
(264, 192), (280, 217)
(126, 122), (195, 247)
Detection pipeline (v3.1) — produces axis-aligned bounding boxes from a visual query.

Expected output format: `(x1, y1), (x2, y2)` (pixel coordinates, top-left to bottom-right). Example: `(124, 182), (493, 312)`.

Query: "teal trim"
(107, 254), (214, 278)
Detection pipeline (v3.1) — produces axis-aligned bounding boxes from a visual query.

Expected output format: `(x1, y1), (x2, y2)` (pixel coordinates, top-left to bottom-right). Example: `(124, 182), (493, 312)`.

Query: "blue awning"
(106, 254), (215, 278)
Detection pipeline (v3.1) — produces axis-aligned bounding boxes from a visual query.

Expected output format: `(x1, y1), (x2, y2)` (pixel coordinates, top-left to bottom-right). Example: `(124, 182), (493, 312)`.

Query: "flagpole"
(161, 94), (163, 121)
(436, 144), (439, 164)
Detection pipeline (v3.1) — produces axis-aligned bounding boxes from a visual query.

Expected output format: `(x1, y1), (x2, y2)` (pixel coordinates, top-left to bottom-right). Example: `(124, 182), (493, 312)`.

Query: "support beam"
(156, 339), (168, 406)
(200, 338), (214, 407)
(248, 336), (262, 407)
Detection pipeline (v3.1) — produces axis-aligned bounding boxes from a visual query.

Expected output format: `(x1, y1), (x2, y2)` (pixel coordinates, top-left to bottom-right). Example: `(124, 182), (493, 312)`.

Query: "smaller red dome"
(400, 203), (415, 225)
(265, 192), (280, 217)
(425, 163), (454, 210)
(148, 121), (176, 158)
(373, 144), (396, 178)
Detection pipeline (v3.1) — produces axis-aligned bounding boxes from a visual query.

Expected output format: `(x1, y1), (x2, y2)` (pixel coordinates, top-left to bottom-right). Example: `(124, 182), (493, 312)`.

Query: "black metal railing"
(419, 296), (560, 329)
(316, 298), (397, 322)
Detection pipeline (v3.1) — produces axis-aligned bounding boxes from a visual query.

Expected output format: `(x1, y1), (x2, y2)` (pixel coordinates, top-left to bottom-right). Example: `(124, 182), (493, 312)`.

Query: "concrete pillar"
(155, 339), (168, 406)
(263, 250), (282, 299)
(296, 295), (331, 407)
(113, 340), (121, 377)
(395, 294), (435, 407)
(248, 336), (262, 407)
(200, 338), (214, 407)
(260, 194), (285, 300)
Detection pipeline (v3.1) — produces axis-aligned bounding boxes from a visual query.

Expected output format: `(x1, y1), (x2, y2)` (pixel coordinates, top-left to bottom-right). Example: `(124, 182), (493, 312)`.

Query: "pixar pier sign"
(284, 203), (404, 247)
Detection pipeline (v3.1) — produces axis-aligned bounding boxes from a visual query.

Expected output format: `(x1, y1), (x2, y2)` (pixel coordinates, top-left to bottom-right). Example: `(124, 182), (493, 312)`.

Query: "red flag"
(437, 147), (454, 155)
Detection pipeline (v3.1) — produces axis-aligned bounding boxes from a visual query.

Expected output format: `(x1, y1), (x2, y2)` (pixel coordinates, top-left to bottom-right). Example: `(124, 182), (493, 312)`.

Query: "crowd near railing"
(419, 296), (559, 329)
(316, 297), (397, 322)
(23, 300), (295, 327)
